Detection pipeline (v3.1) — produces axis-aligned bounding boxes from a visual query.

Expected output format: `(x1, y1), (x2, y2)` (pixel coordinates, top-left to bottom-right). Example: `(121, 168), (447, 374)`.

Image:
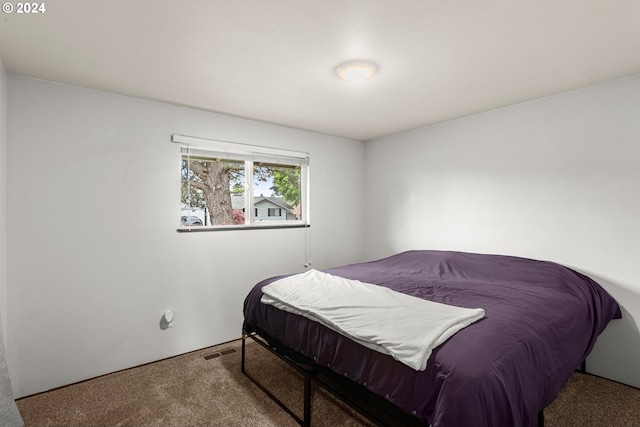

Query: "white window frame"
(174, 134), (310, 231)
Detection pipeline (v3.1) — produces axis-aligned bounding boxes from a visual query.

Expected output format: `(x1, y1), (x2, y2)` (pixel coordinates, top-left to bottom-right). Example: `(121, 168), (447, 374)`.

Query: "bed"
(242, 250), (621, 427)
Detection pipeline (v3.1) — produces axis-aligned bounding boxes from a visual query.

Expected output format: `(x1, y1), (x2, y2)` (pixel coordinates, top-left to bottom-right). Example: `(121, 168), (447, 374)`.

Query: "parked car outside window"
(181, 216), (203, 226)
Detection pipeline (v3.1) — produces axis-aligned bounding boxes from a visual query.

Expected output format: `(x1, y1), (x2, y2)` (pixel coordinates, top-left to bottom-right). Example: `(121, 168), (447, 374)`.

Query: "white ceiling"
(1, 1), (639, 141)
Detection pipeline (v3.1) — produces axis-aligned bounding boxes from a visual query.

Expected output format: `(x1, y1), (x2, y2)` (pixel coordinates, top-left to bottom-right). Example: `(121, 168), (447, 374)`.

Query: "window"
(174, 134), (309, 230)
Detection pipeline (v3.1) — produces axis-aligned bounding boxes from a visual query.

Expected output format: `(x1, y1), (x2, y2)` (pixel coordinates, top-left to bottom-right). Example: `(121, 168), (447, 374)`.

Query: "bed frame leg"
(303, 373), (312, 427)
(241, 333), (246, 374)
(538, 410), (544, 427)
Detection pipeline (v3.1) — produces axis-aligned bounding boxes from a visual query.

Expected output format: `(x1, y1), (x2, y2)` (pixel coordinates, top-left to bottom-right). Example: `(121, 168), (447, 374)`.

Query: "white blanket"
(261, 269), (485, 371)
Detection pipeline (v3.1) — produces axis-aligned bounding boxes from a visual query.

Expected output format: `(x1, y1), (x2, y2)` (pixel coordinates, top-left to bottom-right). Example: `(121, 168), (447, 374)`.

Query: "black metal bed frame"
(242, 328), (428, 427)
(242, 331), (313, 426)
(242, 328), (556, 427)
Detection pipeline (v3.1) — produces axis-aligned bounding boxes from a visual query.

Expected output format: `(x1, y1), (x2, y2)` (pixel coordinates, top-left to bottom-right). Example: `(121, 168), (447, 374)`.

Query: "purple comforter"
(243, 250), (621, 427)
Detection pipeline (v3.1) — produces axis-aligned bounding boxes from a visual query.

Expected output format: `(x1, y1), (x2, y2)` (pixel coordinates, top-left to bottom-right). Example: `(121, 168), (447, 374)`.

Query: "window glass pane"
(253, 162), (301, 222)
(181, 156), (245, 226)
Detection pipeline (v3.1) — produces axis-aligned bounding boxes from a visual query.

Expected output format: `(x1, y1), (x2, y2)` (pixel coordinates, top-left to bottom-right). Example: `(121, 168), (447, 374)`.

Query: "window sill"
(177, 224), (310, 233)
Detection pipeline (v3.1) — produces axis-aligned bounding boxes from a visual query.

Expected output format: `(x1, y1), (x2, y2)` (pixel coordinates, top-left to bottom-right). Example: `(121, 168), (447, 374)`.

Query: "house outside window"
(175, 134), (309, 230)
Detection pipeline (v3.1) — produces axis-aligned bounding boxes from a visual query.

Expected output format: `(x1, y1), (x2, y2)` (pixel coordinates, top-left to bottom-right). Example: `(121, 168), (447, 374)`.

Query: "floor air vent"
(204, 348), (237, 360)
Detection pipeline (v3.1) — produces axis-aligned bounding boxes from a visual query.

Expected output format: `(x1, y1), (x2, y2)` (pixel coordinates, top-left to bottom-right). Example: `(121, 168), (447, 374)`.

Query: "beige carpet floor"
(16, 338), (640, 426)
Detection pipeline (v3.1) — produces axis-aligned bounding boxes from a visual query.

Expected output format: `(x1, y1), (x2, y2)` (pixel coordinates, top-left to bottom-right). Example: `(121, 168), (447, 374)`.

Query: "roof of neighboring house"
(231, 196), (293, 211)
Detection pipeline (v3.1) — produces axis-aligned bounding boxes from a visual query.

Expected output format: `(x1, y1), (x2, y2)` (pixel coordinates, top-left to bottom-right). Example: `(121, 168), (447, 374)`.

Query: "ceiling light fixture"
(335, 61), (378, 82)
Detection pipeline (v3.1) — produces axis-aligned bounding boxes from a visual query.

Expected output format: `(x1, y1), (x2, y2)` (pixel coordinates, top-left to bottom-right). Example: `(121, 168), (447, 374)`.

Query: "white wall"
(365, 75), (640, 388)
(0, 58), (7, 340)
(6, 75), (365, 397)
